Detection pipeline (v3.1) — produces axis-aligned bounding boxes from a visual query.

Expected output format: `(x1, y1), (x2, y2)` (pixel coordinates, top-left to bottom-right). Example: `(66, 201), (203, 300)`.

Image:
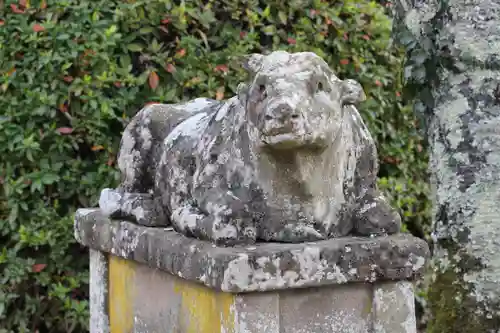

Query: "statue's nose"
(265, 103), (299, 122)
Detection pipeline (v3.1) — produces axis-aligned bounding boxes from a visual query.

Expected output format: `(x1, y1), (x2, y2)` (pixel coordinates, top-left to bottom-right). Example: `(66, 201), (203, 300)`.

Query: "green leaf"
(120, 55), (132, 69)
(41, 174), (60, 185)
(127, 43), (143, 52)
(262, 5), (271, 18)
(278, 11), (288, 24)
(139, 27), (154, 34)
(262, 25), (276, 35)
(8, 204), (18, 224)
(56, 34), (70, 40)
(105, 25), (118, 37)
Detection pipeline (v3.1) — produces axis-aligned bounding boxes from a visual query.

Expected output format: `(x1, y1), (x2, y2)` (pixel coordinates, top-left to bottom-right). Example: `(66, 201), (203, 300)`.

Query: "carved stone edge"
(74, 208), (430, 293)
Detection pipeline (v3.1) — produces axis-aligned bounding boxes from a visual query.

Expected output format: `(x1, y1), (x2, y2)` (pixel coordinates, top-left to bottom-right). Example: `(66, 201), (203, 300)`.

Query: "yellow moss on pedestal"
(174, 278), (234, 333)
(109, 255), (136, 333)
(107, 254), (236, 333)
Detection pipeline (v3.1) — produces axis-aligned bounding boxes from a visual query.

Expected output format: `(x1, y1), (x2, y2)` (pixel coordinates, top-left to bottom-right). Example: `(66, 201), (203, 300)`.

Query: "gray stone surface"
(75, 208), (429, 293)
(99, 50), (402, 245)
(393, 0), (500, 329)
(279, 285), (373, 332)
(89, 249), (109, 333)
(373, 281), (416, 333)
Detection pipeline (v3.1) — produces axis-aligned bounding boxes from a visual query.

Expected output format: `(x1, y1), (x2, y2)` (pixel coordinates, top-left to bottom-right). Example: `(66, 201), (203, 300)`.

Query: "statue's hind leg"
(99, 106), (160, 225)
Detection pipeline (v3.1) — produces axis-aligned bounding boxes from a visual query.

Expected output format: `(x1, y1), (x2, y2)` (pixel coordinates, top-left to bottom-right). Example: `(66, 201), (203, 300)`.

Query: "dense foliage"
(0, 0), (429, 331)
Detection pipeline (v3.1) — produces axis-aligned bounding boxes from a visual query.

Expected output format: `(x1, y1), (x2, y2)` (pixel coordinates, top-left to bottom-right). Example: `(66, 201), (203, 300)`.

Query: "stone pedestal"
(75, 208), (429, 333)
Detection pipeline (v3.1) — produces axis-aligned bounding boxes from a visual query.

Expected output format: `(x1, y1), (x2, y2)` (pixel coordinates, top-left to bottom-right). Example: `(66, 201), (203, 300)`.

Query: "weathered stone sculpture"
(76, 50), (428, 333)
(99, 50), (401, 245)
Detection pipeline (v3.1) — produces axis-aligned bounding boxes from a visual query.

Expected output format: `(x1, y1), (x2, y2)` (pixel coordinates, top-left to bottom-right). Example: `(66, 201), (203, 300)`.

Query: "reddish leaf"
(32, 264), (47, 273)
(214, 65), (229, 73)
(59, 103), (68, 113)
(161, 18), (170, 24)
(310, 9), (317, 16)
(148, 71), (159, 90)
(176, 48), (186, 57)
(40, 0), (47, 9)
(383, 156), (400, 165)
(19, 0), (28, 8)
(287, 37), (296, 45)
(91, 145), (104, 151)
(57, 127), (73, 134)
(396, 91), (401, 97)
(343, 33), (348, 40)
(239, 31), (247, 39)
(340, 59), (349, 65)
(362, 34), (370, 41)
(33, 24), (45, 32)
(10, 4), (25, 13)
(0, 20), (5, 26)
(114, 81), (122, 88)
(375, 80), (382, 87)
(166, 63), (176, 73)
(63, 76), (73, 83)
(83, 49), (96, 57)
(326, 18), (332, 25)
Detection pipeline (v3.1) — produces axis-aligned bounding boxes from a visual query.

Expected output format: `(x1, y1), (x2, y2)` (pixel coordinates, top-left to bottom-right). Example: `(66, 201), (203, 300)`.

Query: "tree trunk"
(393, 0), (500, 331)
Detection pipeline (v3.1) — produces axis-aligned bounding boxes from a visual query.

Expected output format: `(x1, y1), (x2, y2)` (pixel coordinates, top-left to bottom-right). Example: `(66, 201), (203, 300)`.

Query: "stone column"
(75, 209), (429, 333)
(393, 0), (500, 331)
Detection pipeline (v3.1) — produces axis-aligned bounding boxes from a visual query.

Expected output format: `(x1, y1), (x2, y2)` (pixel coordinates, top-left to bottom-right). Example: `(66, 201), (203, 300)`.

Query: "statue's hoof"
(98, 188), (158, 226)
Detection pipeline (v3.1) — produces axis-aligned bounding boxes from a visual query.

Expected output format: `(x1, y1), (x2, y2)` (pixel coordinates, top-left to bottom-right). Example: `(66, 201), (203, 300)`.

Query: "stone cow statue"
(99, 51), (401, 245)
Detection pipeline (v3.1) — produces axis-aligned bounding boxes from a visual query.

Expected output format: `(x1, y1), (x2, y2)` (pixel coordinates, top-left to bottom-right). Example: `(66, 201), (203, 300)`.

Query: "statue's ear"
(242, 53), (264, 75)
(340, 79), (366, 105)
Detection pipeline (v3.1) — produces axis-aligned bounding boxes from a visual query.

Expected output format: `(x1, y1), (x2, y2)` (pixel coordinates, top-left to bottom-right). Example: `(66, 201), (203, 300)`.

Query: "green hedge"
(0, 0), (430, 331)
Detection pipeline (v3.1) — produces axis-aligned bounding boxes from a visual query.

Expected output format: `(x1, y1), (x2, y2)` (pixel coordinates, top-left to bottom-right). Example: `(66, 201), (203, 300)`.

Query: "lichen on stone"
(394, 0), (500, 330)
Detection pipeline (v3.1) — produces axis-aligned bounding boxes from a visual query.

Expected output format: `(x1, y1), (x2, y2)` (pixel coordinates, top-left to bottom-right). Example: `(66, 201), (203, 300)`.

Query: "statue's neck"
(258, 133), (350, 202)
(258, 148), (329, 200)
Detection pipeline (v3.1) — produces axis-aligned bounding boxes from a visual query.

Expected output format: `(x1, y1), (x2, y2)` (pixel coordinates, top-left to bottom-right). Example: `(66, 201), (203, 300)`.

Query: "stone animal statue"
(99, 51), (401, 245)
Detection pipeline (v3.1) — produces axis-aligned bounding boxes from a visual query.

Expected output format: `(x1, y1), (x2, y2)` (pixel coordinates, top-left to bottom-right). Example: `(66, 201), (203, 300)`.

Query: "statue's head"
(240, 51), (365, 150)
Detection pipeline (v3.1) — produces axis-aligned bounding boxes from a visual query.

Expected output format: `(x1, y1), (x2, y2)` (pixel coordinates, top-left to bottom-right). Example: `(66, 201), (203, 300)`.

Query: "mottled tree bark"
(393, 0), (500, 332)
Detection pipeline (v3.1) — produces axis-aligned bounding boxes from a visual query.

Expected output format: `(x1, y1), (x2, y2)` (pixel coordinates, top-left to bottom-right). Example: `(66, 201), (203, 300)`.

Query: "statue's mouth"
(262, 133), (299, 146)
(261, 132), (325, 150)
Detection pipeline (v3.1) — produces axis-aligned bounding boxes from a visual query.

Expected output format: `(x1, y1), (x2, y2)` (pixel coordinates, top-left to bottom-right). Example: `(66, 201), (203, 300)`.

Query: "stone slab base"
(78, 209), (429, 333)
(76, 209), (429, 293)
(91, 250), (417, 333)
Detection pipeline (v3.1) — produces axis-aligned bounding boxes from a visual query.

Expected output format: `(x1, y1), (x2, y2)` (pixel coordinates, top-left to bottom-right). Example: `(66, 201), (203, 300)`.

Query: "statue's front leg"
(170, 191), (258, 246)
(351, 189), (401, 236)
(99, 188), (167, 226)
